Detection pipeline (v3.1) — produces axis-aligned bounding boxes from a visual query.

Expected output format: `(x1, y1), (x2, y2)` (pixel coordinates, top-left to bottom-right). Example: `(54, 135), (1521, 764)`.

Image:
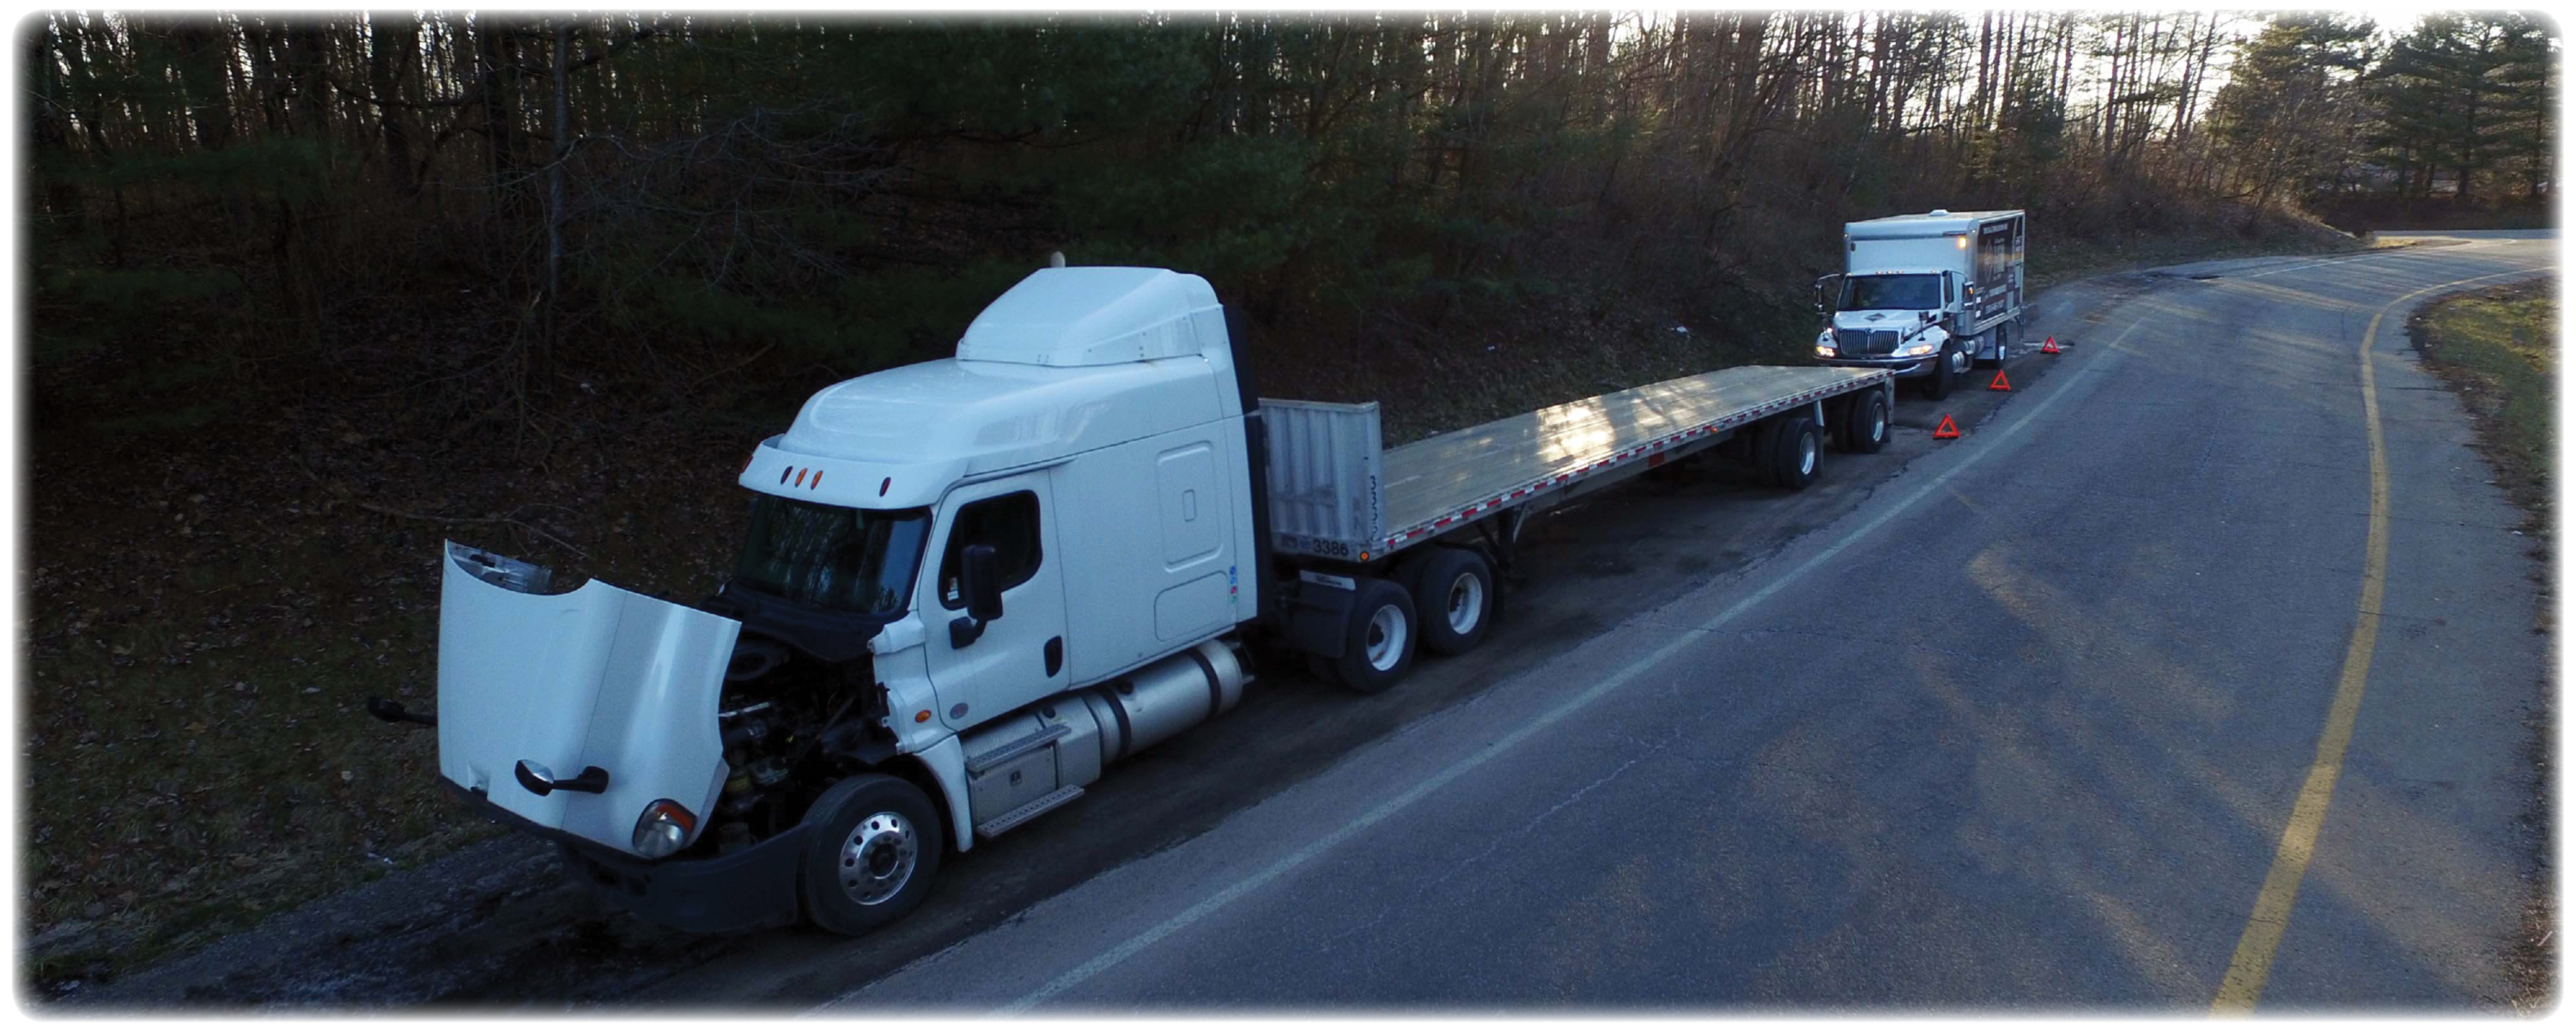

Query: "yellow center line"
(2210, 263), (2555, 1014)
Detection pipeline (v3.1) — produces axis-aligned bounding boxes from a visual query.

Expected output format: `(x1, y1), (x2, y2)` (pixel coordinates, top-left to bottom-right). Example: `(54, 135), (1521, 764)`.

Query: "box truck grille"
(1837, 329), (1900, 356)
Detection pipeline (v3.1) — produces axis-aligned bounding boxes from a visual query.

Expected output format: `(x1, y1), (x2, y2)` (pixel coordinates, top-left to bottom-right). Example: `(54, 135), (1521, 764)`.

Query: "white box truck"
(380, 265), (1897, 935)
(1811, 209), (2026, 399)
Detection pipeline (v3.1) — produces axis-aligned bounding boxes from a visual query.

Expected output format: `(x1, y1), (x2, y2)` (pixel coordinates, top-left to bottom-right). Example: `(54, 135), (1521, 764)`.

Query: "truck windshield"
(1839, 274), (1941, 312)
(733, 495), (931, 615)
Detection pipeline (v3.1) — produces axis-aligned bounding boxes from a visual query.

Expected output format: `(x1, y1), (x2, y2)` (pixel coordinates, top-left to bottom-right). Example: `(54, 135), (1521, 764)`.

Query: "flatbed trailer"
(416, 266), (1913, 938)
(1261, 364), (1896, 565)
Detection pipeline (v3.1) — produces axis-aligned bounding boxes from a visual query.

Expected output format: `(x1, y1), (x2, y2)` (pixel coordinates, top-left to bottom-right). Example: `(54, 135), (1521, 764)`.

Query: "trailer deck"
(1262, 365), (1891, 561)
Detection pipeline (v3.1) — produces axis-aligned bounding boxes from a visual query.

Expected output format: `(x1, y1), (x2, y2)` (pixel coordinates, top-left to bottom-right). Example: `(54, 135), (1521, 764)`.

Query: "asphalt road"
(801, 233), (2555, 1012)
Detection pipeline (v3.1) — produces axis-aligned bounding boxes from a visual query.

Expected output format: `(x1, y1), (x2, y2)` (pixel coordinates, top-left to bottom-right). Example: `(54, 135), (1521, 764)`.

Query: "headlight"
(1898, 341), (1938, 357)
(1815, 344), (1837, 357)
(632, 800), (697, 858)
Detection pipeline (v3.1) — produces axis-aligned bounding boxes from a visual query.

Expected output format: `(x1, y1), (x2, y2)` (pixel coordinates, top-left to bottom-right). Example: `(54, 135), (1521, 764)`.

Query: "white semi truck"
(382, 265), (1896, 935)
(1812, 209), (2026, 399)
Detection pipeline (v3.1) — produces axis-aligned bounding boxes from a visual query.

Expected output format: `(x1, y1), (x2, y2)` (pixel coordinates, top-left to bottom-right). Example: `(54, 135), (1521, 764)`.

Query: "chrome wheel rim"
(1797, 433), (1818, 477)
(1364, 603), (1408, 672)
(1443, 572), (1485, 635)
(1869, 404), (1886, 441)
(838, 810), (918, 906)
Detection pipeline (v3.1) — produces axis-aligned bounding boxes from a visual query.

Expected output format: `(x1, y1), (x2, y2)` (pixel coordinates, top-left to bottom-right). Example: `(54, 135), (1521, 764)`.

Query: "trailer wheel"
(800, 773), (943, 936)
(1332, 577), (1418, 694)
(1409, 548), (1495, 657)
(1837, 388), (1889, 454)
(1765, 414), (1822, 490)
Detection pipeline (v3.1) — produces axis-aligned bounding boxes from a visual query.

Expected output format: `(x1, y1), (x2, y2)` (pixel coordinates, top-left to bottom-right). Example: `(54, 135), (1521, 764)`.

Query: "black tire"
(1407, 548), (1496, 657)
(1837, 388), (1890, 454)
(800, 773), (944, 936)
(1331, 576), (1418, 694)
(1765, 414), (1822, 490)
(1922, 338), (1961, 399)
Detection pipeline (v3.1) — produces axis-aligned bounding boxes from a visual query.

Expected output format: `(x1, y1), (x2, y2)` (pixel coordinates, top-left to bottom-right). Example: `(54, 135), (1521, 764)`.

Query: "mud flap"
(1283, 573), (1358, 659)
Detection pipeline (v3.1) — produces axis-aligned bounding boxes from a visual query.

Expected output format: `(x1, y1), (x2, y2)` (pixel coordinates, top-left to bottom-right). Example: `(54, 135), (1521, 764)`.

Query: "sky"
(2360, 9), (2432, 36)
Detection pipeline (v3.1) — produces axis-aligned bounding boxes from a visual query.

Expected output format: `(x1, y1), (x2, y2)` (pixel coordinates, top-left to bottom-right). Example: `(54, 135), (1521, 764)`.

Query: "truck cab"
(432, 266), (1264, 934)
(1813, 209), (2026, 399)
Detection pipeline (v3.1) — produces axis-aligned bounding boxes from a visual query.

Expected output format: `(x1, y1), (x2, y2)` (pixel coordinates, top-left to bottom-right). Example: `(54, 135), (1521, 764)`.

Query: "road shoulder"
(2407, 277), (2558, 1013)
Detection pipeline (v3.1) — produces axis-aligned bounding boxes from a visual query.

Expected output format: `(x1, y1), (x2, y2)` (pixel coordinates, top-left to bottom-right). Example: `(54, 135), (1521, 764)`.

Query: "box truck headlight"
(1814, 330), (1836, 357)
(1898, 340), (1939, 357)
(632, 800), (697, 858)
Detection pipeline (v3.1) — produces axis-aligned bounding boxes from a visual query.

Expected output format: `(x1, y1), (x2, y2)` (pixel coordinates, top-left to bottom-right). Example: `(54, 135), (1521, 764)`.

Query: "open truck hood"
(436, 542), (738, 856)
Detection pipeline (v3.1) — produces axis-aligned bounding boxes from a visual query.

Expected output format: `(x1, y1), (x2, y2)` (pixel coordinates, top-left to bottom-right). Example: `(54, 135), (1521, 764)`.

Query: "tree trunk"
(369, 12), (421, 196)
(177, 21), (236, 151)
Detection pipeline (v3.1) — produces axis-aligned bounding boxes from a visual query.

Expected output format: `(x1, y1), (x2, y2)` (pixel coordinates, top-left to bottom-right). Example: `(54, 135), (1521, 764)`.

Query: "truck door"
(920, 471), (1069, 733)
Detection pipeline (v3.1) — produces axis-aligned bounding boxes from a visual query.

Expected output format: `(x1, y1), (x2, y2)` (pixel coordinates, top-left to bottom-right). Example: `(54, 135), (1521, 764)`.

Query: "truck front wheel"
(1923, 341), (1961, 400)
(1333, 577), (1419, 694)
(800, 773), (944, 936)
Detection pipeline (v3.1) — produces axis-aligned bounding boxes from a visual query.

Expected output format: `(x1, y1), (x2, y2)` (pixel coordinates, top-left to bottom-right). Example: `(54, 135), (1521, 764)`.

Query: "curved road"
(799, 232), (2555, 1011)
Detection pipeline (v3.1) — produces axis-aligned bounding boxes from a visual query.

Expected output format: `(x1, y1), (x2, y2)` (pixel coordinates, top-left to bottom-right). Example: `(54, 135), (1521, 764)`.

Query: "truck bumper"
(557, 834), (806, 934)
(1820, 356), (1935, 379)
(443, 777), (809, 934)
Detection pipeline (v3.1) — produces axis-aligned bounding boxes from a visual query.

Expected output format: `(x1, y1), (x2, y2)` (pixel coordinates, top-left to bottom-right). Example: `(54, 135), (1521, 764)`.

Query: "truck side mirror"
(949, 544), (1004, 648)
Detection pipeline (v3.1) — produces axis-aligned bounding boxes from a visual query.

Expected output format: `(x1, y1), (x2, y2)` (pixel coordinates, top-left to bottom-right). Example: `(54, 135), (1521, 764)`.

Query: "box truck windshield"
(1840, 274), (1941, 312)
(733, 496), (932, 614)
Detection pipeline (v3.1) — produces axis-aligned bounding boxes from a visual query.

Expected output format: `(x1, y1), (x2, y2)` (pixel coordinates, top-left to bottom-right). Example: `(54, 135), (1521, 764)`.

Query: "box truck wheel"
(801, 773), (943, 936)
(1763, 413), (1822, 490)
(1986, 322), (2019, 368)
(1837, 389), (1889, 454)
(1922, 340), (1962, 400)
(1408, 548), (1495, 657)
(1333, 577), (1419, 694)
(1978, 327), (2008, 369)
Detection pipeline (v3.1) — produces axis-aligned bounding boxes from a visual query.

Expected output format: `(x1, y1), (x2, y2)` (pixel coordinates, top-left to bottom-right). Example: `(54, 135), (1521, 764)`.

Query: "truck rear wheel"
(1764, 414), (1821, 490)
(1408, 548), (1495, 657)
(1333, 577), (1418, 694)
(800, 773), (943, 936)
(1990, 322), (2020, 368)
(1837, 389), (1889, 454)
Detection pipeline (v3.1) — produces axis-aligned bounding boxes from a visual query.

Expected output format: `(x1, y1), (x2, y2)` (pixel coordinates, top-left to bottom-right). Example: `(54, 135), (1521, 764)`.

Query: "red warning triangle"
(1989, 369), (2013, 392)
(2040, 336), (2061, 354)
(1932, 413), (1960, 439)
